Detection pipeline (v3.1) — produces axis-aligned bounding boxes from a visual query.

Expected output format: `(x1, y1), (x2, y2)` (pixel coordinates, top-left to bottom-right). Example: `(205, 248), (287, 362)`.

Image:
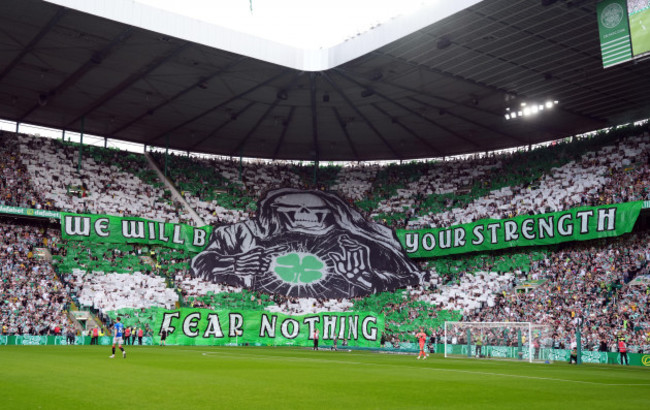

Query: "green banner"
(60, 212), (213, 253)
(597, 0), (632, 68)
(151, 308), (384, 347)
(397, 202), (642, 258)
(0, 205), (60, 219)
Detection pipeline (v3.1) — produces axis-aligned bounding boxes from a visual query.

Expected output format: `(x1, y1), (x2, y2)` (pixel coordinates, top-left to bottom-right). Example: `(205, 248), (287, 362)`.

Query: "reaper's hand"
(234, 247), (267, 273)
(234, 245), (291, 273)
(330, 235), (373, 289)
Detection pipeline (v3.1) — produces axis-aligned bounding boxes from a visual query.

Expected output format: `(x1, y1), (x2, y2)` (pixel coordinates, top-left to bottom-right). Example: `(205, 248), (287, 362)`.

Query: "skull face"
(272, 193), (332, 233)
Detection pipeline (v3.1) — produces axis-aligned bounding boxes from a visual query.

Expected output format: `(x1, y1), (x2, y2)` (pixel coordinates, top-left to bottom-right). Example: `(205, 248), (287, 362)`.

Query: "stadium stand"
(0, 220), (74, 335)
(0, 132), (50, 210)
(1, 124), (649, 351)
(462, 233), (650, 352)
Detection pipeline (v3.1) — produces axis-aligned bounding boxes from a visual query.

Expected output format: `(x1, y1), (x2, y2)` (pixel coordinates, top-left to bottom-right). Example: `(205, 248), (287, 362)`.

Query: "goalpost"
(443, 322), (554, 363)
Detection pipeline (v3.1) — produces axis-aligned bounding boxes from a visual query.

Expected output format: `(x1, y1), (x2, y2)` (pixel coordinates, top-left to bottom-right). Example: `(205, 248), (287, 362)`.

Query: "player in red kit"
(416, 328), (428, 360)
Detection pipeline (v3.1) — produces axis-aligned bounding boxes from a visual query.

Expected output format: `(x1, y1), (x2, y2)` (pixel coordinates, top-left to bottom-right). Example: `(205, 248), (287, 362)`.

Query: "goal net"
(443, 322), (554, 363)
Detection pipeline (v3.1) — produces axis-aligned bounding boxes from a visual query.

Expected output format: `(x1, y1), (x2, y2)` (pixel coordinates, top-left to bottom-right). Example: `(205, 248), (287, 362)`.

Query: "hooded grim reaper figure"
(191, 188), (424, 298)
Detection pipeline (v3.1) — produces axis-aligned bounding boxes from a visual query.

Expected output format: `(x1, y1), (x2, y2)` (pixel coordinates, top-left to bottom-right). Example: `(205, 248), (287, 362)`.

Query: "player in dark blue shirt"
(109, 317), (126, 359)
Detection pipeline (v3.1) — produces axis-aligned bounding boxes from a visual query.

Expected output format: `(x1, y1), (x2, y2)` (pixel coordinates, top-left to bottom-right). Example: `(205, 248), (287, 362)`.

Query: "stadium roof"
(43, 0), (483, 71)
(1, 0), (649, 161)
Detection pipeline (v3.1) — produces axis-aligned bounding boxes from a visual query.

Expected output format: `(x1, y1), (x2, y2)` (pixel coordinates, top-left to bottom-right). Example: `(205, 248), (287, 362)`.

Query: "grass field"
(1, 346), (650, 409)
(630, 10), (650, 56)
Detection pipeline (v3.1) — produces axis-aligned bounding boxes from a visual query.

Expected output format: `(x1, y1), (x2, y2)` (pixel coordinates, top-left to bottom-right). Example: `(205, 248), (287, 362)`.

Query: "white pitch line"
(423, 367), (650, 387)
(179, 348), (650, 387)
(196, 350), (357, 365)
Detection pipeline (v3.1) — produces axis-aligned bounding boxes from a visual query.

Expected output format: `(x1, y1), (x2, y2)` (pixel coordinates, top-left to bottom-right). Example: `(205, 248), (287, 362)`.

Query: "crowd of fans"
(628, 0), (650, 14)
(4, 126), (649, 233)
(15, 135), (191, 223)
(449, 233), (650, 352)
(0, 132), (51, 210)
(0, 220), (74, 336)
(74, 271), (178, 312)
(145, 126), (650, 235)
(367, 133), (650, 229)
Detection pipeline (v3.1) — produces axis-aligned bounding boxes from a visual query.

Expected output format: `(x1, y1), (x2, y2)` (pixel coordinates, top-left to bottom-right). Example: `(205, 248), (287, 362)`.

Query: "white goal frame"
(443, 321), (552, 363)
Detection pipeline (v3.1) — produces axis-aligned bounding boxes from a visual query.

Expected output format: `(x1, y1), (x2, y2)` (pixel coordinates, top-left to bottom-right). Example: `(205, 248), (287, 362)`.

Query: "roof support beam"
(228, 72), (301, 155)
(322, 72), (401, 159)
(371, 103), (443, 156)
(309, 73), (320, 161)
(65, 42), (192, 128)
(334, 69), (482, 149)
(228, 100), (279, 156)
(331, 107), (360, 162)
(19, 27), (134, 122)
(0, 7), (67, 83)
(374, 50), (605, 124)
(271, 106), (295, 160)
(189, 101), (257, 151)
(408, 97), (525, 144)
(147, 70), (289, 144)
(346, 68), (564, 140)
(110, 56), (248, 136)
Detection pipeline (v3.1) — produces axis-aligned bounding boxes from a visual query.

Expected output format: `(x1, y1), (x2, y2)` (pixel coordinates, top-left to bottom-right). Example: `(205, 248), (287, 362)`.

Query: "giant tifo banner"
(396, 201), (643, 258)
(191, 188), (423, 299)
(60, 212), (213, 253)
(151, 308), (384, 347)
(59, 193), (645, 298)
(59, 188), (422, 299)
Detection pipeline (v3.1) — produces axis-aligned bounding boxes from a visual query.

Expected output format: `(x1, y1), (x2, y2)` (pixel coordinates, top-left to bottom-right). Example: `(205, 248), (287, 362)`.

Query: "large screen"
(598, 0), (633, 67)
(628, 0), (650, 57)
(597, 0), (650, 67)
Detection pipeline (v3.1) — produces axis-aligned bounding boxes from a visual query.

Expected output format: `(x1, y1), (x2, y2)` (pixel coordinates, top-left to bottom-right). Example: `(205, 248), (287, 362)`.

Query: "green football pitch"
(630, 11), (650, 56)
(1, 346), (649, 409)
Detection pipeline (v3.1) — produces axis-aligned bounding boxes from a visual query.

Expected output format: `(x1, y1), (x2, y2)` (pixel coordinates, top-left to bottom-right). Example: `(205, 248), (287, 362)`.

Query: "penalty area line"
(186, 349), (359, 365)
(425, 366), (650, 387)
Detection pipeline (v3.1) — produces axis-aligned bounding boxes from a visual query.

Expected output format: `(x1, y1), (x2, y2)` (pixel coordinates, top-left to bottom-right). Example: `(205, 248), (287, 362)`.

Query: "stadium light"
(506, 99), (558, 120)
